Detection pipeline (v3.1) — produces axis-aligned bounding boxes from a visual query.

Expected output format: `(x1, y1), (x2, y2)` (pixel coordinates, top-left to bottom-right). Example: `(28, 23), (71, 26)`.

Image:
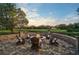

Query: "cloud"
(27, 17), (57, 26)
(28, 9), (40, 18)
(20, 7), (59, 26)
(60, 14), (79, 25)
(21, 7), (40, 18)
(20, 7), (79, 26)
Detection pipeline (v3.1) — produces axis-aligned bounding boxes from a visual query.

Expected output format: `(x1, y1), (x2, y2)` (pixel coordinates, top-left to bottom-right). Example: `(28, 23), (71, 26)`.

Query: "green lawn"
(22, 29), (79, 37)
(60, 32), (79, 37)
(25, 29), (49, 32)
(24, 28), (67, 32)
(0, 30), (18, 35)
(0, 29), (79, 37)
(0, 30), (10, 35)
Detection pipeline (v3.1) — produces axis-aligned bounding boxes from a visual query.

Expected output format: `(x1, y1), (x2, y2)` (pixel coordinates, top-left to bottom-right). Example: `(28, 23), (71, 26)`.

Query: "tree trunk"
(10, 28), (14, 33)
(18, 31), (21, 37)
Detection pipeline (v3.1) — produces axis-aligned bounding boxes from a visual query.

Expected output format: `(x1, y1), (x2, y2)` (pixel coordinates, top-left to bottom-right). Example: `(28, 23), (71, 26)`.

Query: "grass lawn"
(25, 29), (49, 32)
(0, 30), (18, 35)
(0, 30), (11, 35)
(60, 32), (79, 37)
(0, 29), (79, 37)
(24, 28), (67, 32)
(25, 29), (79, 37)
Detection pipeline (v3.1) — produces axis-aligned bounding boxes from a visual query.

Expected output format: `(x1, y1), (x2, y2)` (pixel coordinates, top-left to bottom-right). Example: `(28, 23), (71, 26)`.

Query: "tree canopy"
(0, 3), (28, 32)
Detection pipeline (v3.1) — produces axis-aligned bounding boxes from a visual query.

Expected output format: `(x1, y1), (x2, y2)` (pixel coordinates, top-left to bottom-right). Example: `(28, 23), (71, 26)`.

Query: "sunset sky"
(17, 3), (79, 26)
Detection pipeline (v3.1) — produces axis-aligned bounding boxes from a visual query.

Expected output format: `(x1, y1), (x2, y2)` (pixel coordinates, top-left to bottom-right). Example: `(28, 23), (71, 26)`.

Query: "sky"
(16, 3), (79, 26)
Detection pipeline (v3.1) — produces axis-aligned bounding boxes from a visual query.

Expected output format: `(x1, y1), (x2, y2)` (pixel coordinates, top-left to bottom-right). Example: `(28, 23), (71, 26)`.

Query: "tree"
(77, 8), (79, 15)
(0, 4), (29, 34)
(0, 3), (16, 32)
(15, 8), (28, 36)
(55, 24), (67, 29)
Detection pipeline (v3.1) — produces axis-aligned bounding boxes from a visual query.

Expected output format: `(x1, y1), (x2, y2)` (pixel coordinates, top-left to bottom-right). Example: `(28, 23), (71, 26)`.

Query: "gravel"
(0, 39), (77, 55)
(0, 33), (77, 55)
